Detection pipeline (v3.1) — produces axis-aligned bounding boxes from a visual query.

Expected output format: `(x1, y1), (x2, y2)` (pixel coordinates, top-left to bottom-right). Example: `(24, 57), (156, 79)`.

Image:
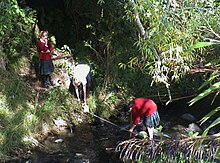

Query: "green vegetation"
(0, 0), (219, 162)
(116, 132), (219, 163)
(0, 69), (33, 156)
(189, 42), (220, 136)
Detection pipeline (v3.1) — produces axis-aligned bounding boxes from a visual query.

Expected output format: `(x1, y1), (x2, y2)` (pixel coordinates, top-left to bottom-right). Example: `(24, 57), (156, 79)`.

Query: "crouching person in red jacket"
(124, 97), (160, 140)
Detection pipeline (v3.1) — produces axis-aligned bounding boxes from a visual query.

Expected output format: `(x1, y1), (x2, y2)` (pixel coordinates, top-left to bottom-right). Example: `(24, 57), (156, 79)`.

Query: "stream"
(24, 115), (127, 163)
(11, 97), (220, 163)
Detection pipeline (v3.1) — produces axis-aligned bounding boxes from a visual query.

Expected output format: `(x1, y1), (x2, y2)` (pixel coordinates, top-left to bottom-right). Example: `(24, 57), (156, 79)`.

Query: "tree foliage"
(189, 42), (220, 136)
(0, 0), (36, 70)
(122, 0), (220, 86)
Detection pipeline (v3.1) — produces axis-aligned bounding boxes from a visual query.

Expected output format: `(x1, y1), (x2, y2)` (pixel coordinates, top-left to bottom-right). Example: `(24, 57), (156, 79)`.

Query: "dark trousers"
(39, 59), (54, 88)
(41, 75), (52, 88)
(70, 73), (92, 102)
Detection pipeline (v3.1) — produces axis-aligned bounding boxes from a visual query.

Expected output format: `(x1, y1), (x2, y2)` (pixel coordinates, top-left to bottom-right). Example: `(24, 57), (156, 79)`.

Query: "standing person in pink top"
(36, 31), (54, 88)
(124, 97), (160, 140)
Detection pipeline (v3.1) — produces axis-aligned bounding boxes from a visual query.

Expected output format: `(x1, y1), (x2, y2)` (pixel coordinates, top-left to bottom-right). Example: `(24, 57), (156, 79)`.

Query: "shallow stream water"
(29, 120), (126, 163)
(13, 97), (220, 163)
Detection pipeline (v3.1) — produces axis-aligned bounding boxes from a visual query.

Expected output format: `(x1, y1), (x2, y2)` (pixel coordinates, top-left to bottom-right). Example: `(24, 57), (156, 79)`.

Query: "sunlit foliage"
(0, 0), (36, 70)
(122, 0), (220, 86)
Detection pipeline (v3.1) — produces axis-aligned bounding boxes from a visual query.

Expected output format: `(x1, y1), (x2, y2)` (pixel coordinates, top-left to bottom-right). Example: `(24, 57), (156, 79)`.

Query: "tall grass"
(0, 69), (85, 158)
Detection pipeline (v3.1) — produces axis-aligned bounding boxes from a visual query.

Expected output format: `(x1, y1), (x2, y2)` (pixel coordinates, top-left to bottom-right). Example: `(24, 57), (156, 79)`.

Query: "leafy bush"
(0, 0), (36, 70)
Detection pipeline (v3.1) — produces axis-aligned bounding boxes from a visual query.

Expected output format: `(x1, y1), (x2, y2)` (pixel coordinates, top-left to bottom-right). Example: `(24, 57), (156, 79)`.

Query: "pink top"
(131, 98), (157, 125)
(37, 39), (53, 60)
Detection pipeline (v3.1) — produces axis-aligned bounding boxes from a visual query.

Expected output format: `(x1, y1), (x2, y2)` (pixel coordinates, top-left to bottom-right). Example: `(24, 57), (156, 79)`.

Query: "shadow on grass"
(0, 69), (33, 156)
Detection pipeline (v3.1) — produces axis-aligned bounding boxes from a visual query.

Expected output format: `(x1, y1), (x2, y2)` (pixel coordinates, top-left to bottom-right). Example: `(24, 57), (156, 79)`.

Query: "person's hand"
(82, 102), (87, 107)
(77, 98), (80, 102)
(83, 104), (89, 112)
(128, 128), (133, 133)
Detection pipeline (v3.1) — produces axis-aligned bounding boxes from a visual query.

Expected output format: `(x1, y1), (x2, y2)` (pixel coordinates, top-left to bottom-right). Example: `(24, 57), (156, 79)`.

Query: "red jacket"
(37, 39), (53, 60)
(131, 98), (157, 125)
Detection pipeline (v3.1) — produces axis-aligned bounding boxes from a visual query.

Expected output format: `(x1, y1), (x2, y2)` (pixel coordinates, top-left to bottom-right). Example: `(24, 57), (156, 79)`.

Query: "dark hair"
(123, 102), (133, 112)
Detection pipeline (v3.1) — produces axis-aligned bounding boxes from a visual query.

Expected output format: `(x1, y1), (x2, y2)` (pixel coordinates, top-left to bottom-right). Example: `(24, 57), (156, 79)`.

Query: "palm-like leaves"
(189, 40), (220, 136)
(115, 134), (220, 162)
(189, 81), (220, 106)
(191, 42), (220, 49)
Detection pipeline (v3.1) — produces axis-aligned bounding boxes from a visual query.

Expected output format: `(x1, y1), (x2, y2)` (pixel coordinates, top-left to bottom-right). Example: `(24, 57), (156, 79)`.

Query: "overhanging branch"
(128, 0), (148, 38)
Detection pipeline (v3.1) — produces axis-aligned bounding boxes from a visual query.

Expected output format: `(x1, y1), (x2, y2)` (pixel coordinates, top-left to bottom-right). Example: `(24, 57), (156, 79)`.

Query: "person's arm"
(129, 124), (136, 132)
(48, 41), (54, 54)
(74, 86), (80, 101)
(37, 40), (49, 52)
(83, 84), (87, 104)
(129, 113), (140, 132)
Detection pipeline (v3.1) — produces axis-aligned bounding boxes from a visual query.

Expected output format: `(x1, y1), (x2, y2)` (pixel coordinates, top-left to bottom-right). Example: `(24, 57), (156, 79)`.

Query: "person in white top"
(72, 64), (91, 104)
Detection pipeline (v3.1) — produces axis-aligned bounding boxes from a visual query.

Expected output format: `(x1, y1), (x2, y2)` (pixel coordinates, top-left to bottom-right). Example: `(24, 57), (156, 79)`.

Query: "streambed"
(12, 98), (220, 162)
(27, 115), (126, 163)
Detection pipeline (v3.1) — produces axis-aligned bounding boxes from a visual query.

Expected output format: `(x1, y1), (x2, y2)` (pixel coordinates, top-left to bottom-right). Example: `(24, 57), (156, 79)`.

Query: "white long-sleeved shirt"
(73, 64), (90, 85)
